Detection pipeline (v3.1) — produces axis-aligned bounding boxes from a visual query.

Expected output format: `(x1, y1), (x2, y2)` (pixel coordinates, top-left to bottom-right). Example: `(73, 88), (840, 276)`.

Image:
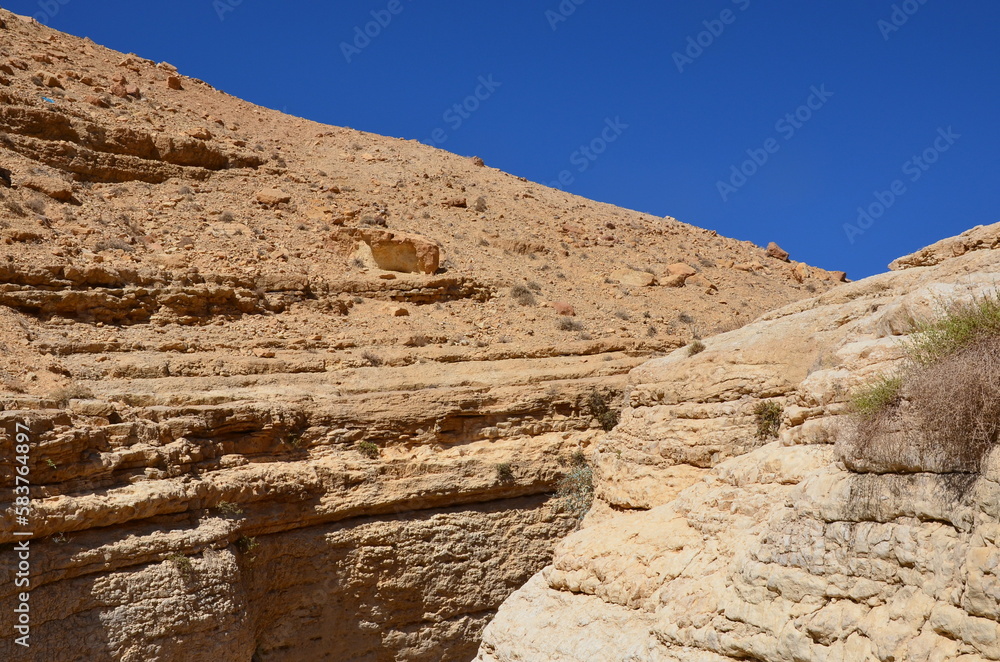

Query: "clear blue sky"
(9, 0), (1000, 278)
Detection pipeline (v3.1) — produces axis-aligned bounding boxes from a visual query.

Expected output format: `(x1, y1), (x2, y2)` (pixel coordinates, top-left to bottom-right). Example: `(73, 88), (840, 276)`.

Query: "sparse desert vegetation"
(847, 292), (1000, 476)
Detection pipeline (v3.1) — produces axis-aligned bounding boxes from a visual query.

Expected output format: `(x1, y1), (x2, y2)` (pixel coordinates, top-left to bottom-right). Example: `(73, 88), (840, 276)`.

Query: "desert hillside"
(0, 9), (845, 662)
(477, 223), (1000, 662)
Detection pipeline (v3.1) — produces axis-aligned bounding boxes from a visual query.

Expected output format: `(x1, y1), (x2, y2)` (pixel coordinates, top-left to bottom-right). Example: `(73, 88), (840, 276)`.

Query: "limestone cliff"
(0, 11), (845, 662)
(477, 224), (1000, 661)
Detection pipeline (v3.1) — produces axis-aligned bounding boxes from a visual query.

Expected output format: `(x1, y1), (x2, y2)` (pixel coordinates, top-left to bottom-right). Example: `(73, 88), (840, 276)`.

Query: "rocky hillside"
(476, 223), (1000, 662)
(0, 10), (844, 662)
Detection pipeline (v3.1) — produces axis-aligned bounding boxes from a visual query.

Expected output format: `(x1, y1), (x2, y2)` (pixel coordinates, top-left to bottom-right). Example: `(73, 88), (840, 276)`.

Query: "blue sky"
(9, 0), (1000, 279)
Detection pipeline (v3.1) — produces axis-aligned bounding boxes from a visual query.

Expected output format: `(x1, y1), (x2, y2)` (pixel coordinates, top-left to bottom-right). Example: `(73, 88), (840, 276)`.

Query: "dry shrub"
(846, 338), (1000, 475)
(511, 284), (536, 306)
(557, 317), (584, 332)
(588, 390), (620, 431)
(361, 351), (383, 367)
(753, 401), (783, 440)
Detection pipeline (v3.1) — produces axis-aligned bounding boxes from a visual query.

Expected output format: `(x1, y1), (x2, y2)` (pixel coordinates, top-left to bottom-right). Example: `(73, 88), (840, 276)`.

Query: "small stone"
(256, 188), (291, 206)
(110, 83), (129, 98)
(252, 348), (276, 358)
(687, 274), (718, 295)
(661, 273), (688, 288)
(0, 167), (11, 188)
(551, 302), (576, 316)
(611, 268), (656, 288)
(85, 95), (109, 108)
(167, 75), (183, 90)
(766, 242), (790, 262)
(443, 197), (467, 208)
(471, 156), (485, 167)
(393, 307), (410, 317)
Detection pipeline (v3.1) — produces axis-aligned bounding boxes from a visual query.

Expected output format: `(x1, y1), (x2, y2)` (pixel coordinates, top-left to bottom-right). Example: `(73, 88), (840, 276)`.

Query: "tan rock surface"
(0, 11), (850, 662)
(477, 224), (1000, 662)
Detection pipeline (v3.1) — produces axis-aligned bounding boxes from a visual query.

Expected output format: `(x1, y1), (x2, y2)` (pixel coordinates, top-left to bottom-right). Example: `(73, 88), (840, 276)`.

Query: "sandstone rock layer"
(477, 223), (1000, 662)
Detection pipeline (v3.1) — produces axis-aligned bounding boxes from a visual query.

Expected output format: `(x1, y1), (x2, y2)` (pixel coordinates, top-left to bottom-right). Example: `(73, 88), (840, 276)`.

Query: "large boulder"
(21, 174), (73, 201)
(336, 228), (441, 274)
(661, 263), (698, 288)
(766, 241), (790, 261)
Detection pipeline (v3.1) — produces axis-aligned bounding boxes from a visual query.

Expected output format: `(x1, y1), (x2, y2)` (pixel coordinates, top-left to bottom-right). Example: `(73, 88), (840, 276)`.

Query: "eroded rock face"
(360, 228), (442, 275)
(333, 228), (442, 274)
(0, 11), (853, 661)
(890, 223), (1000, 271)
(0, 354), (632, 662)
(477, 223), (1000, 662)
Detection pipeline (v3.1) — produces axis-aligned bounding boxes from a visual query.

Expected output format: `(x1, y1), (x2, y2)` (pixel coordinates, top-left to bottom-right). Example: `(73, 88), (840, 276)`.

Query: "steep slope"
(476, 223), (1000, 661)
(0, 10), (845, 662)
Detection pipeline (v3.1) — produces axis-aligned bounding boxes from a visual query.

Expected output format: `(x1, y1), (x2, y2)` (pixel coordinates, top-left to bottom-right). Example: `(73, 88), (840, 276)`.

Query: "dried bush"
(844, 293), (1000, 479)
(753, 401), (783, 440)
(24, 198), (46, 215)
(588, 390), (620, 432)
(3, 199), (25, 217)
(361, 351), (383, 367)
(511, 284), (536, 306)
(687, 340), (706, 356)
(906, 294), (1000, 366)
(557, 318), (584, 332)
(356, 441), (381, 459)
(217, 501), (244, 516)
(495, 462), (515, 482)
(557, 462), (594, 521)
(847, 338), (1000, 475)
(50, 384), (94, 406)
(166, 553), (193, 575)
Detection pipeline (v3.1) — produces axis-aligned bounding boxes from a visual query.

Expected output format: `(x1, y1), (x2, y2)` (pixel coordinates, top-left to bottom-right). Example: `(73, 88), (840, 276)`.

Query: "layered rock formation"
(0, 11), (847, 662)
(477, 224), (1000, 661)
